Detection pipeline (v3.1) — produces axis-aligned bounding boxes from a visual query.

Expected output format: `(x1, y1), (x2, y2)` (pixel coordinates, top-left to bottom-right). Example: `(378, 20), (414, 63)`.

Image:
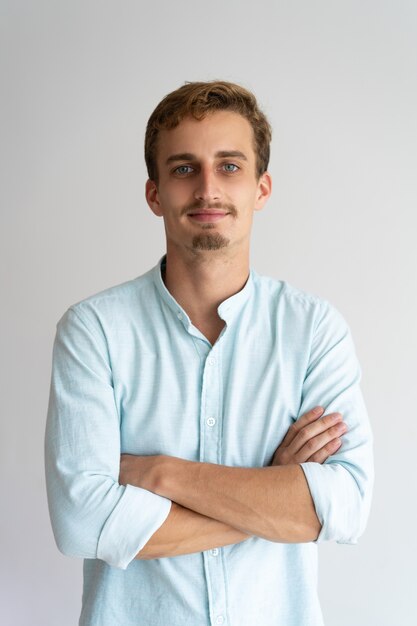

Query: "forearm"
(122, 455), (321, 543)
(136, 501), (251, 560)
(154, 460), (321, 542)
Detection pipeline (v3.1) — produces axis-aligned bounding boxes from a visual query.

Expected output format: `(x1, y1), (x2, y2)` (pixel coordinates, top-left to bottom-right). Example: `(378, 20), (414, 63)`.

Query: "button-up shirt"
(45, 255), (373, 626)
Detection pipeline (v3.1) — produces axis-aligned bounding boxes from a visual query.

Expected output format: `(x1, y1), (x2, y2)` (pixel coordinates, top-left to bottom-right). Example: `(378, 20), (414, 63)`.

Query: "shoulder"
(251, 270), (348, 332)
(252, 269), (328, 311)
(56, 265), (157, 335)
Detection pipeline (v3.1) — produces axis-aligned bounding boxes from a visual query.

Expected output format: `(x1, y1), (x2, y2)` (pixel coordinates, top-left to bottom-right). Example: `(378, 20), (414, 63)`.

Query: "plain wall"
(1, 1), (416, 624)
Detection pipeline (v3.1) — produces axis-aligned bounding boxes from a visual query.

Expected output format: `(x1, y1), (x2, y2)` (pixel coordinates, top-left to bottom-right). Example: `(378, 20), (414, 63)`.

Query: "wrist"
(149, 455), (171, 494)
(120, 454), (172, 493)
(154, 456), (191, 499)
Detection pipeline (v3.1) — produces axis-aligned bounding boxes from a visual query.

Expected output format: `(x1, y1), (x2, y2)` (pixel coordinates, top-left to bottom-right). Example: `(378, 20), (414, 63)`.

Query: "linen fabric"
(45, 255), (373, 626)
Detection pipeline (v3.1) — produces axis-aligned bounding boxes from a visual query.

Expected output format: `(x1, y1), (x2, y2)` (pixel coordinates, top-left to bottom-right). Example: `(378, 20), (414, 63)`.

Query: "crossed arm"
(119, 407), (347, 559)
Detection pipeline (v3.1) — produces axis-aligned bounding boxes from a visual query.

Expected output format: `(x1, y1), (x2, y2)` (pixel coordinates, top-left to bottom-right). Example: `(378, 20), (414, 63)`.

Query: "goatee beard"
(192, 231), (230, 250)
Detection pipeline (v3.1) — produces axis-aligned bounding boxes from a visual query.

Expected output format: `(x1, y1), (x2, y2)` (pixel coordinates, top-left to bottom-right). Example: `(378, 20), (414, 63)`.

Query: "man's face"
(146, 110), (271, 255)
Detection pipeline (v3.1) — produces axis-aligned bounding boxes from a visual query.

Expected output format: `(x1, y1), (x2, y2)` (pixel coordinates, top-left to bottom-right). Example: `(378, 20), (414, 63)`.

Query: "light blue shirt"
(45, 255), (373, 626)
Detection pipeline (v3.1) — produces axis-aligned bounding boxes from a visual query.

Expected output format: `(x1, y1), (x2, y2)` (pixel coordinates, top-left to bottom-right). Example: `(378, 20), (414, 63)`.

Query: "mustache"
(181, 200), (237, 216)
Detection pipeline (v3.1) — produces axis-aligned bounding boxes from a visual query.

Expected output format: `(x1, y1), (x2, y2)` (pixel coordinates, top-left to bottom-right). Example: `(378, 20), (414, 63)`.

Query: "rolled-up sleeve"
(44, 306), (172, 570)
(299, 301), (374, 544)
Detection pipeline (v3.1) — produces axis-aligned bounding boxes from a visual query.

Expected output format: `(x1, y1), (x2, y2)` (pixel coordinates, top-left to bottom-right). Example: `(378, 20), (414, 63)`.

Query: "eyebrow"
(165, 150), (248, 165)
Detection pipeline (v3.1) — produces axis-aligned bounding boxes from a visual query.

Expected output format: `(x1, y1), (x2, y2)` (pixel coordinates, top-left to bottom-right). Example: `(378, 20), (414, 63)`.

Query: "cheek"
(231, 185), (259, 210)
(159, 183), (191, 207)
(227, 177), (258, 196)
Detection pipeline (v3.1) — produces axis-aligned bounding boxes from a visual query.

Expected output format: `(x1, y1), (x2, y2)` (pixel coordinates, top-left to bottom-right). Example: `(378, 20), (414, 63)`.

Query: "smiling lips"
(187, 210), (229, 223)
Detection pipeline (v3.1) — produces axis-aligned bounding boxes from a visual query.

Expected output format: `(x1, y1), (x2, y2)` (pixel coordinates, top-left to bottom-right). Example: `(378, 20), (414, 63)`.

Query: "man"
(45, 81), (373, 626)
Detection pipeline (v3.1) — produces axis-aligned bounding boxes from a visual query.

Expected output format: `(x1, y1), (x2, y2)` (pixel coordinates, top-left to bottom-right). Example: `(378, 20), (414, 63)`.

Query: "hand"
(271, 406), (347, 466)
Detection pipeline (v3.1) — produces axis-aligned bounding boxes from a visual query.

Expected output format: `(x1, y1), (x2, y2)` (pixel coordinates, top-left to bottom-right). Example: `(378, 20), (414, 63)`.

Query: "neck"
(162, 245), (250, 325)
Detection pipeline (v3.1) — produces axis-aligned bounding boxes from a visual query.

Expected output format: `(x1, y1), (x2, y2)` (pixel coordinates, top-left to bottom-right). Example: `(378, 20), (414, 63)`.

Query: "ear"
(254, 171), (272, 212)
(145, 179), (164, 217)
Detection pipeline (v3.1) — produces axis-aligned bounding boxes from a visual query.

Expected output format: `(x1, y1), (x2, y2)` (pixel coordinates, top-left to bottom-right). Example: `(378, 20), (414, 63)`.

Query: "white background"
(1, 1), (416, 624)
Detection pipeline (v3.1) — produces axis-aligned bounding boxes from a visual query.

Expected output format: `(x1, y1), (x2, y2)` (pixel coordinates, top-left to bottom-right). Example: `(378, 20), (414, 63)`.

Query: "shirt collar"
(151, 254), (255, 326)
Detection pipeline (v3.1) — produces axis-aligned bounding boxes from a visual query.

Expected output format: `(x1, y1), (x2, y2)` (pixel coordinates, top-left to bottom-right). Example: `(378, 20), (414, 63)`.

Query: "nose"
(193, 167), (221, 203)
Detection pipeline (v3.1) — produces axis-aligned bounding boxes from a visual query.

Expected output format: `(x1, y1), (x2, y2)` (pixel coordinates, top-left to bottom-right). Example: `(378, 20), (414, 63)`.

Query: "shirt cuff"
(97, 484), (172, 569)
(300, 461), (361, 544)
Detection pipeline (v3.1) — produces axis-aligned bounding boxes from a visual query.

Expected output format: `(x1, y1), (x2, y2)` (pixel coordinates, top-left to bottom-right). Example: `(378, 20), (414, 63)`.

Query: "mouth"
(187, 210), (229, 223)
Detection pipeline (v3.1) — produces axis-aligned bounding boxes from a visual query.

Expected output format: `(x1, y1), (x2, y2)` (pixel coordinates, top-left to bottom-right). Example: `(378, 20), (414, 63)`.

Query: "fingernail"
(313, 406), (324, 415)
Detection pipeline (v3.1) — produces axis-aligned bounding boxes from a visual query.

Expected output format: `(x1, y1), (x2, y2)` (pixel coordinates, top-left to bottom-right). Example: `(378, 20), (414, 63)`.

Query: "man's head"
(144, 81), (272, 255)
(145, 80), (272, 184)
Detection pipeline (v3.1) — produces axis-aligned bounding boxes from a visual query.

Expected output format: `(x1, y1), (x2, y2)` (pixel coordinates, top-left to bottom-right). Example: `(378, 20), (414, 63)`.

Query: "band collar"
(151, 254), (255, 326)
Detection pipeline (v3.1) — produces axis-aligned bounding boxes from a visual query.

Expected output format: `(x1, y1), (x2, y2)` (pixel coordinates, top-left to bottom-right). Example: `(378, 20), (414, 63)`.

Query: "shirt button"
(207, 357), (216, 366)
(206, 417), (216, 427)
(215, 616), (224, 625)
(177, 312), (183, 320)
(210, 548), (219, 556)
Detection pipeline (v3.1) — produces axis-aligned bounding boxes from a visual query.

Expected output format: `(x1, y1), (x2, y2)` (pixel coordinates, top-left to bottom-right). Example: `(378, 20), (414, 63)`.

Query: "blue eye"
(175, 165), (193, 175)
(223, 163), (239, 172)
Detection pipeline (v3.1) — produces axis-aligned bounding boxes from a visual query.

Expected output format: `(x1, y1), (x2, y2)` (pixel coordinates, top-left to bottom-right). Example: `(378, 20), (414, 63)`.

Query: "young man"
(45, 81), (373, 626)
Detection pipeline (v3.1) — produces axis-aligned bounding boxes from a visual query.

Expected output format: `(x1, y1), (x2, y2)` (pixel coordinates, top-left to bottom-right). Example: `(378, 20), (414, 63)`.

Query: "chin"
(192, 233), (230, 250)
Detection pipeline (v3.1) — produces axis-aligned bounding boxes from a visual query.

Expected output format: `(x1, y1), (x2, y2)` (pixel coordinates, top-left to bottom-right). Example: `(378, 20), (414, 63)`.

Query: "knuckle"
(296, 430), (308, 446)
(276, 450), (289, 465)
(326, 438), (341, 452)
(289, 423), (299, 437)
(299, 423), (314, 439)
(304, 439), (316, 453)
(309, 452), (322, 463)
(281, 450), (290, 464)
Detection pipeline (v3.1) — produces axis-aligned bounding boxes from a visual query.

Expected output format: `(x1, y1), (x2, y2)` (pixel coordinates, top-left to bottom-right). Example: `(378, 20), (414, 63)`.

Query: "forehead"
(156, 110), (256, 161)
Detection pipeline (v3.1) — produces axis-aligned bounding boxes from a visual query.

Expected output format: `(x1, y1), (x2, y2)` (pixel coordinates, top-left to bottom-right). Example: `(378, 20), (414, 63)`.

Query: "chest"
(109, 314), (309, 467)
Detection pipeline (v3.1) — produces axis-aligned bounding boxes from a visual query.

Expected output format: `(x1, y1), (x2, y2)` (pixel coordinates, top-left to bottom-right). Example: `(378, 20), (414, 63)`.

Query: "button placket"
(200, 347), (228, 625)
(201, 350), (220, 465)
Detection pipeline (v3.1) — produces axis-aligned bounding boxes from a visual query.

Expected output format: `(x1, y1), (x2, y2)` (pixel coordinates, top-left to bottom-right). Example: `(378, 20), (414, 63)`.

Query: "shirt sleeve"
(299, 300), (374, 544)
(44, 306), (172, 570)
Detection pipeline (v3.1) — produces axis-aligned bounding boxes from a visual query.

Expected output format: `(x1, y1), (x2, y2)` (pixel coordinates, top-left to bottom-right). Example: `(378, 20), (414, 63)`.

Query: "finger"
(294, 421), (347, 462)
(279, 406), (325, 447)
(307, 437), (343, 463)
(288, 411), (344, 455)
